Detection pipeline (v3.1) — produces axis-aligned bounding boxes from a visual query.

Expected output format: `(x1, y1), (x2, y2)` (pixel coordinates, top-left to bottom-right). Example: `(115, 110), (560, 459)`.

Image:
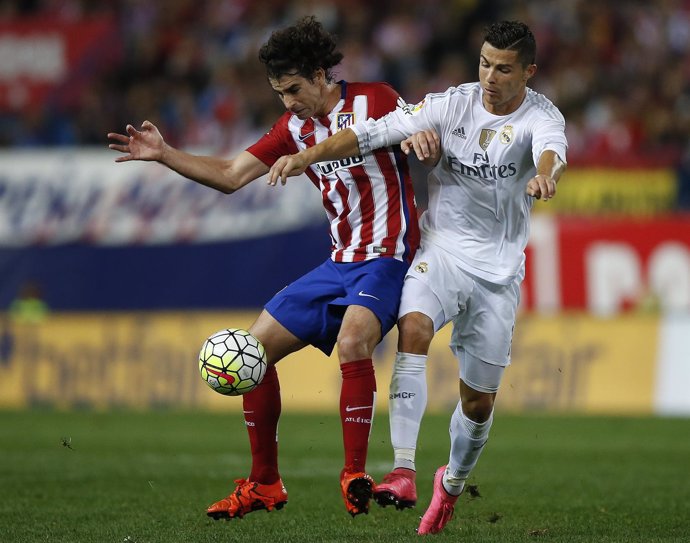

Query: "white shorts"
(398, 242), (521, 368)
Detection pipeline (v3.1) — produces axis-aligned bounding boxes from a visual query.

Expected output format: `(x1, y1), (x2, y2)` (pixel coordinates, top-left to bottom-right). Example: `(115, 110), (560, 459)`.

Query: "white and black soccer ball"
(198, 328), (267, 396)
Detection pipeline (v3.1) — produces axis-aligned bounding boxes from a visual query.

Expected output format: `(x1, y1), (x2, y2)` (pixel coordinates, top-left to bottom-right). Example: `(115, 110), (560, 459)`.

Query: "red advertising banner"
(523, 215), (690, 314)
(0, 17), (118, 110)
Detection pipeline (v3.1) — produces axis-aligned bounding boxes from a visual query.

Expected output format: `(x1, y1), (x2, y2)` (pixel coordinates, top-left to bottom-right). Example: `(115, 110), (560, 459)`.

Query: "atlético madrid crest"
(337, 112), (355, 131)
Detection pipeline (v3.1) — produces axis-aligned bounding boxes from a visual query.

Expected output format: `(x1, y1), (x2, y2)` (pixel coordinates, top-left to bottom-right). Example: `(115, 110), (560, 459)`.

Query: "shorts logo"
(337, 112), (355, 131)
(415, 262), (428, 273)
(358, 291), (380, 301)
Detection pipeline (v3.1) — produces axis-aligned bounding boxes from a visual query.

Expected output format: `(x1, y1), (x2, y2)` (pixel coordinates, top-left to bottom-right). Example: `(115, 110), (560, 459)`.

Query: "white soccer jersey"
(352, 82), (567, 284)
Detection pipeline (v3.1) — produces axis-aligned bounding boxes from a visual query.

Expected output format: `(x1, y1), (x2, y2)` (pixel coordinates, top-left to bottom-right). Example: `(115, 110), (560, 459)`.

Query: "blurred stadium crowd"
(1, 0), (690, 172)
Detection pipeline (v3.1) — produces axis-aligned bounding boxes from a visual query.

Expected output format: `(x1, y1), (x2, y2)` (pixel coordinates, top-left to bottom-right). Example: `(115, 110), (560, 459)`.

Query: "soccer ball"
(198, 328), (267, 396)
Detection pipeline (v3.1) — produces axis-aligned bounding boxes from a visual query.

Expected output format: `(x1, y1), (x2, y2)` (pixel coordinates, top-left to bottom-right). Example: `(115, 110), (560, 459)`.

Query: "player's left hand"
(401, 129), (441, 166)
(526, 174), (557, 201)
(268, 154), (309, 186)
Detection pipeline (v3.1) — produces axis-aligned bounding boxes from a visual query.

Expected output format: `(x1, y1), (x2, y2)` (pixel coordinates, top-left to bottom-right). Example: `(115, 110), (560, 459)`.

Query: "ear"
(524, 64), (537, 81)
(313, 68), (327, 84)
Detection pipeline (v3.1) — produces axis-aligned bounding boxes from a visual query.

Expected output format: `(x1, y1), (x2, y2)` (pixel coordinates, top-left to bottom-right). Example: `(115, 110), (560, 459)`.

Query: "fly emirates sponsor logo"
(447, 153), (517, 181)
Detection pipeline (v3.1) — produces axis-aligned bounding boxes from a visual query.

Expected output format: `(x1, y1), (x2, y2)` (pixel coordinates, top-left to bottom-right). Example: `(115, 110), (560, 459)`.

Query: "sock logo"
(345, 405), (373, 412)
(389, 392), (416, 399)
(344, 416), (372, 424)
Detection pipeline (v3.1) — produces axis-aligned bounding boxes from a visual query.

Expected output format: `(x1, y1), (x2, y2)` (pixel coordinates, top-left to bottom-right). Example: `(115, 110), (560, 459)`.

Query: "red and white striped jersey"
(247, 81), (419, 264)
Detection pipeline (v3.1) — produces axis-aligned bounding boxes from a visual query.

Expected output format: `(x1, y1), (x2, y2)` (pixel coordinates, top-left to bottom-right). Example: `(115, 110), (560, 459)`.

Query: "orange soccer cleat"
(340, 470), (375, 517)
(374, 467), (417, 509)
(206, 478), (288, 520)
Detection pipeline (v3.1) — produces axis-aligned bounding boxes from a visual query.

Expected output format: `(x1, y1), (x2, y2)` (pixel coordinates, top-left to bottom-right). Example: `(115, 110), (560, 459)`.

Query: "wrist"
(159, 142), (172, 164)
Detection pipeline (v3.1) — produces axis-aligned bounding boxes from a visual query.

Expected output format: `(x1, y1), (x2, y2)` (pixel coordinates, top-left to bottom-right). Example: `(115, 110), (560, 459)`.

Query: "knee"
(398, 313), (435, 353)
(461, 394), (495, 423)
(336, 333), (370, 363)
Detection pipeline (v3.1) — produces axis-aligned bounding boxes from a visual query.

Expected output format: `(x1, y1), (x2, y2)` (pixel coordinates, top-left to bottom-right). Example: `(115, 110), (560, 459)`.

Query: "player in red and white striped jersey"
(248, 79), (417, 264)
(108, 16), (419, 519)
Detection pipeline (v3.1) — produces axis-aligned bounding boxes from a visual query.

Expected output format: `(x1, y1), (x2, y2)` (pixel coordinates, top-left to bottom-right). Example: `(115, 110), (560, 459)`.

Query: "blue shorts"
(265, 257), (409, 355)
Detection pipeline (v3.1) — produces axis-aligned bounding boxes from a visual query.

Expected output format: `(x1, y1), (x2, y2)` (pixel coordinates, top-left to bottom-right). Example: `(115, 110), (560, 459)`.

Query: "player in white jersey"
(108, 16), (419, 520)
(268, 20), (567, 535)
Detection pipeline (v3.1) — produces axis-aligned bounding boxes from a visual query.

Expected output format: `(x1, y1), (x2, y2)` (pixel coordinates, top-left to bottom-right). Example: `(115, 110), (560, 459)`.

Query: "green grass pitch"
(1, 410), (688, 542)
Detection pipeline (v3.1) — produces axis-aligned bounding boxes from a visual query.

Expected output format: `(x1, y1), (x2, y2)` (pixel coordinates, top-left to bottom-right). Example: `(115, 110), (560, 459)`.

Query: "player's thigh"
(264, 258), (344, 356)
(338, 257), (410, 340)
(450, 277), (520, 366)
(457, 348), (505, 395)
(250, 310), (308, 364)
(397, 276), (445, 354)
(402, 244), (473, 330)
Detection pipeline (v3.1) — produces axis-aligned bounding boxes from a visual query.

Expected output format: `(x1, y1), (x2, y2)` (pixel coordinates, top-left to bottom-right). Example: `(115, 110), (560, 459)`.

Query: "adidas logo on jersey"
(452, 126), (467, 139)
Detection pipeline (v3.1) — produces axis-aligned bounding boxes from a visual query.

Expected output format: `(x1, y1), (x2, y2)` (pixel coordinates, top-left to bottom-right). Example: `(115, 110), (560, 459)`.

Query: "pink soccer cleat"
(417, 466), (459, 535)
(374, 467), (417, 509)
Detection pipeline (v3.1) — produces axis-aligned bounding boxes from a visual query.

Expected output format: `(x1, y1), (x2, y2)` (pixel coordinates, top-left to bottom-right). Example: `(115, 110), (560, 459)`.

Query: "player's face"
(478, 43), (536, 115)
(269, 70), (329, 120)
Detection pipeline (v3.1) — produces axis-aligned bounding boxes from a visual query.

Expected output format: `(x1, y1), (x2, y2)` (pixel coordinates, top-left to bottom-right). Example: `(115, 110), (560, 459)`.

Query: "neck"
(484, 88), (527, 116)
(317, 81), (342, 117)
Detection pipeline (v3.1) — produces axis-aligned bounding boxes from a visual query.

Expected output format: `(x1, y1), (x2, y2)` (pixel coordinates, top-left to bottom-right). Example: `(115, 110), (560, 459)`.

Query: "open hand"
(107, 120), (165, 162)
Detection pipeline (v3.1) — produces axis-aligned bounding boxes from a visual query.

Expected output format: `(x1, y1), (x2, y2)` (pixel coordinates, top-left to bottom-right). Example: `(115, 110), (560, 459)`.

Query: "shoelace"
(437, 502), (454, 526)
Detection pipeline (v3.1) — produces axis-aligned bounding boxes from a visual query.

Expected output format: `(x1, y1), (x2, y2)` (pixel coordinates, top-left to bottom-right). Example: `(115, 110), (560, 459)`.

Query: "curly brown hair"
(258, 16), (344, 81)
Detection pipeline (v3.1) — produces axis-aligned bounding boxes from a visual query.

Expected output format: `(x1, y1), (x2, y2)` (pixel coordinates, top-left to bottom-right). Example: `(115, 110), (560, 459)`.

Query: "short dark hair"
(484, 21), (536, 66)
(258, 16), (344, 81)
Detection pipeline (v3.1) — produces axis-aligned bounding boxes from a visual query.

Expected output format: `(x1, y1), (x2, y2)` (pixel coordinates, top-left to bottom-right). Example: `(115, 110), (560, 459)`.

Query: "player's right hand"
(107, 120), (165, 162)
(268, 154), (309, 186)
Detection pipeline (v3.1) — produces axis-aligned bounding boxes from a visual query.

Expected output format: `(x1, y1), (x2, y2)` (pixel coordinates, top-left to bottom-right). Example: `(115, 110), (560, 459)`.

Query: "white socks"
(389, 352), (428, 471)
(445, 402), (493, 495)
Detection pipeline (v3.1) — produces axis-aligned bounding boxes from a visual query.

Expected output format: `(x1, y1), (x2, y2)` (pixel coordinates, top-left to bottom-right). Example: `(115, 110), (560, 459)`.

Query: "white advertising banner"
(0, 149), (325, 246)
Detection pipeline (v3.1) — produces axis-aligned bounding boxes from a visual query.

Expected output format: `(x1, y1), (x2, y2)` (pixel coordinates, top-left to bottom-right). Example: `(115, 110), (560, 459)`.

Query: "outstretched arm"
(268, 127), (361, 185)
(526, 150), (567, 201)
(108, 121), (268, 194)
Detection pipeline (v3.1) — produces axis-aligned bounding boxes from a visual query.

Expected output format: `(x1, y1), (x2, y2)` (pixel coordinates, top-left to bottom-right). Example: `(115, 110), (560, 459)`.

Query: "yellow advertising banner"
(534, 168), (676, 215)
(500, 314), (658, 414)
(0, 311), (659, 414)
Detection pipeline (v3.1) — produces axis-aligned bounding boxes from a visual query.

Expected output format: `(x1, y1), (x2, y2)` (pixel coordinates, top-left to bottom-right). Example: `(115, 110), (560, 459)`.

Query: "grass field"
(1, 410), (688, 543)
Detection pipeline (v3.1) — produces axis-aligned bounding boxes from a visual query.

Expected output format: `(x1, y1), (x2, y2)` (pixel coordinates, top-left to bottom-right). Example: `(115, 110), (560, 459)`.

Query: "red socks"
(340, 359), (376, 473)
(243, 359), (376, 482)
(244, 364), (281, 484)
